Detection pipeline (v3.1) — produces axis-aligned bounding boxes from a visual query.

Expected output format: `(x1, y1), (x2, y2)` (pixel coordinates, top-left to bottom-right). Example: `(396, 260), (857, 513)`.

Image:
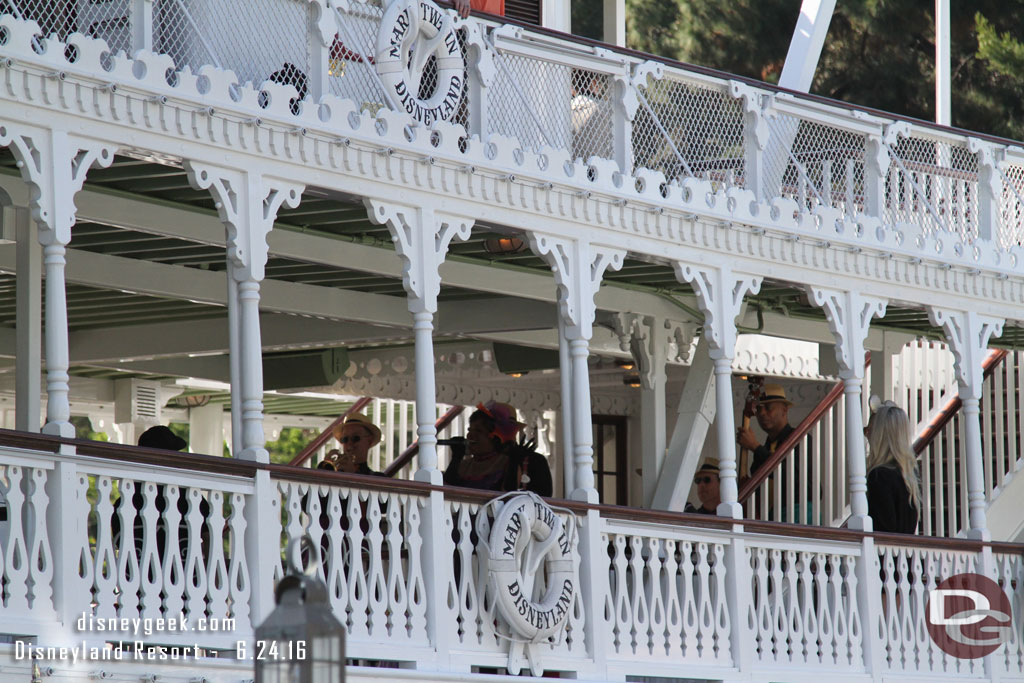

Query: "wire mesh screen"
(488, 50), (613, 161)
(763, 114), (867, 214)
(8, 0), (133, 53)
(154, 0), (310, 90)
(632, 75), (743, 188)
(884, 135), (979, 242)
(325, 0), (388, 113)
(999, 161), (1024, 248)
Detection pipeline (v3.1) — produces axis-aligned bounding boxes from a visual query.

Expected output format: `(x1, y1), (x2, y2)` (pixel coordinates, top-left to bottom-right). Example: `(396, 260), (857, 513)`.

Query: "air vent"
(114, 379), (163, 424)
(505, 0), (541, 25)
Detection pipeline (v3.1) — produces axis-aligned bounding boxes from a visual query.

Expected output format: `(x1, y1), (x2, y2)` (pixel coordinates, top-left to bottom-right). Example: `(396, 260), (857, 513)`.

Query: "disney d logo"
(925, 573), (1012, 658)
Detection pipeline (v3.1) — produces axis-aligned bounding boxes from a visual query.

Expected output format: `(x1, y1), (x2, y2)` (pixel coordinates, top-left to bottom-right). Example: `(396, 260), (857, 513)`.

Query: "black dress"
(867, 465), (919, 534)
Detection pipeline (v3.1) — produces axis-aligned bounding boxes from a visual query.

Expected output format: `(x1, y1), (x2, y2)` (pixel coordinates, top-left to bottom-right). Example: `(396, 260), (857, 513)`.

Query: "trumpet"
(317, 449), (354, 472)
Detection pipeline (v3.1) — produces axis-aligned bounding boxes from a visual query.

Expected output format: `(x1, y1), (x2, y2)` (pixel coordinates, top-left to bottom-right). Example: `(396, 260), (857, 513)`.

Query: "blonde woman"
(865, 401), (921, 533)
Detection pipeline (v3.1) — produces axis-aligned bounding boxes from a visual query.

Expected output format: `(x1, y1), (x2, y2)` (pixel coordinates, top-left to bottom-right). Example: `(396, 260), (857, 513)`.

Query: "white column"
(131, 0), (154, 52)
(928, 308), (1004, 540)
(602, 0), (625, 46)
(0, 128), (115, 438)
(226, 260), (243, 454)
(674, 263), (761, 518)
(935, 0), (950, 126)
(810, 288), (887, 531)
(531, 234), (625, 502)
(366, 202), (473, 484)
(969, 139), (1002, 243)
(14, 206), (41, 432)
(731, 82), (770, 200)
(557, 314), (574, 498)
(614, 313), (673, 506)
(189, 398), (225, 456)
(186, 162), (302, 462)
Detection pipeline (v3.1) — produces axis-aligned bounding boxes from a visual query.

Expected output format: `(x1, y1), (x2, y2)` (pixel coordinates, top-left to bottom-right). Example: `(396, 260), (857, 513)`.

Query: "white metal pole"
(935, 0), (951, 125)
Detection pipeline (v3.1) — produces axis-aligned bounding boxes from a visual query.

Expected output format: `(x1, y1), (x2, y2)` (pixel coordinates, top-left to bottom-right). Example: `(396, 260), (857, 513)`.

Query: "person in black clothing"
(737, 383), (796, 474)
(736, 383), (816, 522)
(684, 460), (721, 515)
(444, 401), (552, 497)
(865, 401), (920, 534)
(113, 425), (210, 561)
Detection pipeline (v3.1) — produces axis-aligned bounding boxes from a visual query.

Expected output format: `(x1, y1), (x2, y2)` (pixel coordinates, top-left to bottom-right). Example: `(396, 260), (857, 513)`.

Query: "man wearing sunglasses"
(684, 461), (721, 515)
(324, 413), (383, 474)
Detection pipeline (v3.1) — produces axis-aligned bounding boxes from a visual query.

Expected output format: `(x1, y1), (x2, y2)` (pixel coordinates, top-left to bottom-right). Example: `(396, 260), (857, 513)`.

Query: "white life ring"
(375, 0), (465, 125)
(487, 494), (576, 641)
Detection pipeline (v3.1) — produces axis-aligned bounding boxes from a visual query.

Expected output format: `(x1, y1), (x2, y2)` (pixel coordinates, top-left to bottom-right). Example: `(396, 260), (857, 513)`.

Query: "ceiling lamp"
(483, 237), (528, 254)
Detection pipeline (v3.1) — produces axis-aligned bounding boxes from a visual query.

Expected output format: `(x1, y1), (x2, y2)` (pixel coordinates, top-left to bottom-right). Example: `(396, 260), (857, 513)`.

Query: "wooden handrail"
(913, 349), (1010, 455)
(1, 427), (1021, 552)
(383, 405), (465, 477)
(737, 353), (870, 503)
(289, 396), (373, 467)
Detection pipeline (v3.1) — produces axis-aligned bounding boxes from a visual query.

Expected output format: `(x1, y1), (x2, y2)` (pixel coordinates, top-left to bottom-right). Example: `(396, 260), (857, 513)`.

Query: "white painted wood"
(14, 206), (40, 432)
(652, 336), (715, 511)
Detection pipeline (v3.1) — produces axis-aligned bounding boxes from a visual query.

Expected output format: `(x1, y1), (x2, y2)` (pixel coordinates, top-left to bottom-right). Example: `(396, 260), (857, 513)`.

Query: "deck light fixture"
(255, 541), (345, 683)
(483, 237), (527, 254)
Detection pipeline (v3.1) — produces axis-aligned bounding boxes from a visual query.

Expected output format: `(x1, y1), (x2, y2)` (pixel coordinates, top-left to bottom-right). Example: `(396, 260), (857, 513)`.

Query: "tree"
(619, 0), (1024, 140)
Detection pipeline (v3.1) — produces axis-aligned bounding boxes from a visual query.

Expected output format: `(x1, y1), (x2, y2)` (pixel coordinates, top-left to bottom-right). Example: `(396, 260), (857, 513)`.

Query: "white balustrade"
(276, 478), (433, 660)
(875, 543), (983, 676)
(1, 439), (1023, 680)
(746, 538), (863, 670)
(600, 519), (731, 668)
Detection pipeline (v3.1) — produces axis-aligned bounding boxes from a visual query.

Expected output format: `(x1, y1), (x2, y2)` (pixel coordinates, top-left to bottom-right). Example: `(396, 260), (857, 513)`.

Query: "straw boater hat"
(758, 383), (794, 406)
(694, 459), (720, 480)
(333, 413), (382, 447)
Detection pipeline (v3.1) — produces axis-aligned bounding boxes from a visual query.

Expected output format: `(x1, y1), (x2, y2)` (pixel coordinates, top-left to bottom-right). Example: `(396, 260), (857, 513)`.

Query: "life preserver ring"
(487, 494), (576, 641)
(375, 0), (465, 125)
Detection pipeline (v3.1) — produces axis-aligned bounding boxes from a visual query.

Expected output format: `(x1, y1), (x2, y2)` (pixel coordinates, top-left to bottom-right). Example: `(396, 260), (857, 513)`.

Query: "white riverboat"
(0, 1), (1022, 681)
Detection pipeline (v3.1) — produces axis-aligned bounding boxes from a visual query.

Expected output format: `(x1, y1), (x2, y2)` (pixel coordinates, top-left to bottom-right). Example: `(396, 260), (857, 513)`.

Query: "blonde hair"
(866, 401), (921, 511)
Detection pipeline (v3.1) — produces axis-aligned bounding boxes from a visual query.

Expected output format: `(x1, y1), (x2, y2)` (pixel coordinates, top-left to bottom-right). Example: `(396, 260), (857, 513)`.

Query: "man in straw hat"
(736, 383), (795, 475)
(326, 413), (383, 475)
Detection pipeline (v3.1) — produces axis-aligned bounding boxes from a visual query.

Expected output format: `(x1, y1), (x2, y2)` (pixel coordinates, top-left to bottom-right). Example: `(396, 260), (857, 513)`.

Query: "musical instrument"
(739, 375), (765, 479)
(317, 448), (346, 471)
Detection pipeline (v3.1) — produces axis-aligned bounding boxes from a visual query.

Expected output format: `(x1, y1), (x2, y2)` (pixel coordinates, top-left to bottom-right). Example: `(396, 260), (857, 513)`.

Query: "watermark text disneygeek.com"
(76, 613), (234, 635)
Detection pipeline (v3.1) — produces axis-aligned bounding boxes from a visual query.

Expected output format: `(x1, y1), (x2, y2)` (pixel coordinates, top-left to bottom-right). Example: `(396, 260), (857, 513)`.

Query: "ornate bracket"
(808, 288), (887, 379)
(674, 264), (761, 360)
(185, 163), (303, 282)
(365, 200), (474, 314)
(927, 308), (1004, 400)
(0, 126), (115, 245)
(529, 233), (624, 341)
(613, 313), (695, 388)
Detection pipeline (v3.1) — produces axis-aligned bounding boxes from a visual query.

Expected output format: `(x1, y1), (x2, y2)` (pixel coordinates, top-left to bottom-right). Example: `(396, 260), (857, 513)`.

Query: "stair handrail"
(737, 353), (870, 503)
(383, 405), (466, 477)
(289, 396), (374, 467)
(912, 348), (1009, 454)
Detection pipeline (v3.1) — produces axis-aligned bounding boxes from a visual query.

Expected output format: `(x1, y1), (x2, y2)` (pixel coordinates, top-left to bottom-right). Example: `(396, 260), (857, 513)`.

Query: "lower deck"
(0, 430), (1020, 683)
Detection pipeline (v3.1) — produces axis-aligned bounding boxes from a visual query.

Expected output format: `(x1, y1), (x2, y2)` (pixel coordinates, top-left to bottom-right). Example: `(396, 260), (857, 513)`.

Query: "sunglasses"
(694, 476), (716, 485)
(339, 435), (362, 444)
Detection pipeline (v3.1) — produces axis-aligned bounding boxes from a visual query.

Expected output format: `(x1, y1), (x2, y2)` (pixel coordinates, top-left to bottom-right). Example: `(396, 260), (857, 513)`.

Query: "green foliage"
(71, 415), (109, 442)
(572, 0), (602, 41)
(622, 0), (1024, 140)
(265, 427), (319, 465)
